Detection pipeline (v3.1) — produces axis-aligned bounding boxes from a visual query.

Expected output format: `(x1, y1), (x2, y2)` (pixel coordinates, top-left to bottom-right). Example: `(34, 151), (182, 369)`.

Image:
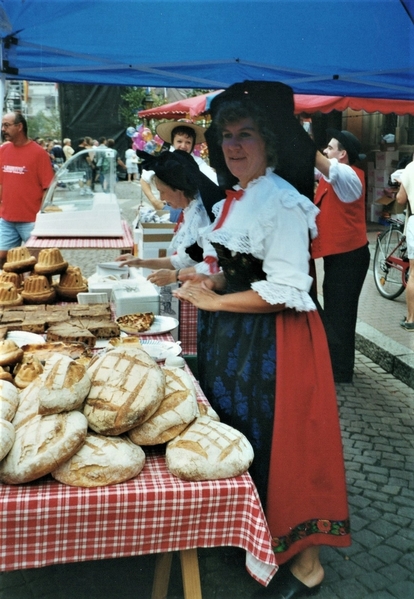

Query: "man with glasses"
(0, 111), (54, 267)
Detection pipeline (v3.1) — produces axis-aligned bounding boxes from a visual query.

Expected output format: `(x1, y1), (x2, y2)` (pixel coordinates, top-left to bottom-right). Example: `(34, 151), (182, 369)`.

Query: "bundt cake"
(34, 248), (68, 276)
(0, 339), (24, 366)
(3, 247), (37, 273)
(56, 266), (88, 301)
(0, 272), (23, 292)
(21, 275), (56, 305)
(13, 355), (44, 389)
(0, 282), (23, 307)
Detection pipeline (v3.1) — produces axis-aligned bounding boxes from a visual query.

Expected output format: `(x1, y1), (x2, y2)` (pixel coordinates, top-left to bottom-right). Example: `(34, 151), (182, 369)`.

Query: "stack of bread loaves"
(0, 343), (254, 487)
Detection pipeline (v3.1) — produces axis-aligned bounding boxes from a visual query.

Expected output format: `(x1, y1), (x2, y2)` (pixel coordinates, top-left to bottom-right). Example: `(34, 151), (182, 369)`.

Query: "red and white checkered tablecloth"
(0, 343), (277, 586)
(178, 300), (198, 355)
(25, 220), (133, 251)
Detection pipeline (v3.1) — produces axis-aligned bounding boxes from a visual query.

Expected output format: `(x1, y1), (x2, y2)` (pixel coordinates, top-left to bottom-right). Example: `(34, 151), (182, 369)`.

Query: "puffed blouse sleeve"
(250, 190), (318, 311)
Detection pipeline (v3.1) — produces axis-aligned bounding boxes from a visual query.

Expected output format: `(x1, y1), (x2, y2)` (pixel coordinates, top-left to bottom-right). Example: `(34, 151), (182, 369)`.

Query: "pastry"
(13, 354), (44, 389)
(21, 274), (56, 304)
(56, 265), (88, 300)
(0, 339), (24, 366)
(3, 247), (36, 273)
(0, 282), (23, 307)
(116, 312), (155, 334)
(34, 248), (68, 276)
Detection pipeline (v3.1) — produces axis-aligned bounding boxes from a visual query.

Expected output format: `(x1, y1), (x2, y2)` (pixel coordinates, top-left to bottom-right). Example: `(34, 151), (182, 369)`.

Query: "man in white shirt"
(396, 155), (414, 330)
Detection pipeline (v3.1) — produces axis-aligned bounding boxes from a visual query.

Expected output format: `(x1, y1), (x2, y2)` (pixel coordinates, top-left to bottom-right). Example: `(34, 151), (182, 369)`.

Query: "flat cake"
(78, 318), (119, 339)
(47, 322), (96, 348)
(116, 312), (155, 334)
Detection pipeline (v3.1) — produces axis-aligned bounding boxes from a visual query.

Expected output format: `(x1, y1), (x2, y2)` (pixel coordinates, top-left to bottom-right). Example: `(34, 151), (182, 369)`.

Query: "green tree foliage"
(27, 109), (61, 140)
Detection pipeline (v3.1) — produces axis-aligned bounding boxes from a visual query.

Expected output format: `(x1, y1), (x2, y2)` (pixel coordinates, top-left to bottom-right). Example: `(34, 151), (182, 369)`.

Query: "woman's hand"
(173, 279), (220, 311)
(147, 269), (176, 286)
(115, 254), (144, 268)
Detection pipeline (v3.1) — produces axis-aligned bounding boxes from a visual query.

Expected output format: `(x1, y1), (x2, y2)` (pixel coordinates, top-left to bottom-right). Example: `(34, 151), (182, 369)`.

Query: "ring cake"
(21, 274), (56, 304)
(3, 247), (37, 273)
(34, 248), (68, 276)
(0, 282), (23, 307)
(0, 272), (23, 292)
(56, 266), (88, 300)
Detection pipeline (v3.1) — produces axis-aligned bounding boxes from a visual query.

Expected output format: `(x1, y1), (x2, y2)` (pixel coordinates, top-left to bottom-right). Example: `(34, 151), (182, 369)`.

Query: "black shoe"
(254, 566), (322, 598)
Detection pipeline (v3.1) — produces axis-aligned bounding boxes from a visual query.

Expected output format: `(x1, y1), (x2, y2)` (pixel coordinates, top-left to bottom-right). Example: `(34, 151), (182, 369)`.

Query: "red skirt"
(266, 309), (351, 563)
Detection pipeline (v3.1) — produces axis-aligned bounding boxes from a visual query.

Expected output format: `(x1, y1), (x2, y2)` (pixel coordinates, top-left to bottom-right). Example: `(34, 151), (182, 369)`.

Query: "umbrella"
(139, 92), (414, 120)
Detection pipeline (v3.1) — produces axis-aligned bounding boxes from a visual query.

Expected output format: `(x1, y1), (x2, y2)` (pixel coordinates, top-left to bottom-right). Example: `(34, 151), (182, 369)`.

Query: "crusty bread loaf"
(0, 418), (15, 461)
(11, 380), (41, 430)
(196, 402), (220, 421)
(37, 354), (91, 415)
(128, 366), (198, 445)
(165, 415), (254, 481)
(84, 347), (165, 435)
(0, 379), (20, 421)
(51, 432), (146, 487)
(0, 411), (88, 484)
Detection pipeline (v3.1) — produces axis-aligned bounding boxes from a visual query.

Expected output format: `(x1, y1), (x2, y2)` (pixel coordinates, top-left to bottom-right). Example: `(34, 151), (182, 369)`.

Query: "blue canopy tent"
(0, 0), (412, 104)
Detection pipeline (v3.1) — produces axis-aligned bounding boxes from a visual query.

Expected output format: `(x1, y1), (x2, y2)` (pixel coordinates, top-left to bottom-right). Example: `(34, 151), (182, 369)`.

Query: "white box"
(368, 203), (383, 222)
(372, 168), (393, 187)
(88, 266), (141, 296)
(112, 280), (160, 317)
(139, 214), (175, 262)
(374, 151), (399, 169)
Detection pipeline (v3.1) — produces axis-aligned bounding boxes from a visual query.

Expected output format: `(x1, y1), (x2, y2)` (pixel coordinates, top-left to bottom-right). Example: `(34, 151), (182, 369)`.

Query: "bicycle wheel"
(373, 227), (406, 299)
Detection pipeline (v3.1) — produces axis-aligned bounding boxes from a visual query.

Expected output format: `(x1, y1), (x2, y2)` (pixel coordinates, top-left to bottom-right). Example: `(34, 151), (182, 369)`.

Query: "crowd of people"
(1, 82), (412, 598)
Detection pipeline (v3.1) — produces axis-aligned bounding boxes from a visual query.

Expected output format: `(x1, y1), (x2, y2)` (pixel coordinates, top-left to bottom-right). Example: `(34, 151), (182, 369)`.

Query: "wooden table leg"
(180, 548), (202, 599)
(151, 552), (173, 599)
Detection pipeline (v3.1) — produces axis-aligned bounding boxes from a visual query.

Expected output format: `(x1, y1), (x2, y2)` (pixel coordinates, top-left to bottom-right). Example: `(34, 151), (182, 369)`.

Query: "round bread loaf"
(13, 355), (44, 389)
(3, 247), (37, 273)
(0, 282), (23, 307)
(11, 380), (40, 430)
(0, 379), (20, 421)
(0, 418), (15, 461)
(34, 248), (68, 276)
(165, 415), (254, 481)
(37, 354), (91, 415)
(51, 433), (146, 487)
(84, 347), (165, 435)
(21, 274), (56, 304)
(0, 339), (24, 366)
(128, 366), (198, 445)
(0, 410), (88, 484)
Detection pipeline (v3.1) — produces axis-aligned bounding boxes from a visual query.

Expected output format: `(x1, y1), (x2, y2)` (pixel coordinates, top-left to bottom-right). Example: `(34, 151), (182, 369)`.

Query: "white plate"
(140, 340), (181, 362)
(139, 315), (179, 336)
(6, 331), (45, 347)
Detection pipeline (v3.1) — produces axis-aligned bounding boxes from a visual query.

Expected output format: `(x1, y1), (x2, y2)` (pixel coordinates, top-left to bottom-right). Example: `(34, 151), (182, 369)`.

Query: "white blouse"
(169, 195), (218, 273)
(201, 168), (320, 312)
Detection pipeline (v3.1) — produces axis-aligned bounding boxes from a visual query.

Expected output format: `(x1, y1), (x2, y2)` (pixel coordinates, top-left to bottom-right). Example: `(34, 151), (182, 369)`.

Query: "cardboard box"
(367, 186), (386, 204)
(375, 194), (405, 215)
(139, 212), (175, 261)
(112, 279), (160, 317)
(374, 150), (399, 169)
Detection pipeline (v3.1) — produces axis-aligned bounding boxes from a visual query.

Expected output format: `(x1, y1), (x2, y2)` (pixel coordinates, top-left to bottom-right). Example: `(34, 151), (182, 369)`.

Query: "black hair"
(154, 160), (198, 201)
(171, 125), (196, 151)
(13, 111), (28, 136)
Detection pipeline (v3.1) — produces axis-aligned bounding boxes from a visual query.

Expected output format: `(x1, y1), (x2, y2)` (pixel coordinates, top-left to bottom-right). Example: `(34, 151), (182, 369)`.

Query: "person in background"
(396, 154), (414, 330)
(62, 138), (74, 161)
(140, 122), (216, 223)
(174, 81), (350, 598)
(74, 137), (94, 195)
(50, 139), (65, 167)
(95, 136), (107, 188)
(0, 111), (54, 267)
(312, 130), (369, 384)
(125, 146), (139, 182)
(116, 149), (223, 286)
(100, 139), (126, 190)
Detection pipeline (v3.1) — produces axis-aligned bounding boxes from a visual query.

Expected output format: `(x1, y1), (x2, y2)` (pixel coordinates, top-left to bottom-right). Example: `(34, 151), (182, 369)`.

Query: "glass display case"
(31, 148), (124, 237)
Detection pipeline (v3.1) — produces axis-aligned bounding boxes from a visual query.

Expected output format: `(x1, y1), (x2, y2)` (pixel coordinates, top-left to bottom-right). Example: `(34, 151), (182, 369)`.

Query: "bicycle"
(373, 216), (410, 299)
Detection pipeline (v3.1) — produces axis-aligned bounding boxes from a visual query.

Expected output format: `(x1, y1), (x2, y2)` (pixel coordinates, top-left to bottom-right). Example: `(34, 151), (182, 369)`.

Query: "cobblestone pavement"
(0, 183), (413, 598)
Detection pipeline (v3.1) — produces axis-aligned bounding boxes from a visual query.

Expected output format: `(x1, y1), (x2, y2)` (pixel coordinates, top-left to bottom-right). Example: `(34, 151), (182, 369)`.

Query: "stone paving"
(0, 182), (413, 598)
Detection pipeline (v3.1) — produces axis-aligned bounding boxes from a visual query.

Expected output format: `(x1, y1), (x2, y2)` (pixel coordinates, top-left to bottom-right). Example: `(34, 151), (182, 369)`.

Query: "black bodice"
(213, 243), (266, 293)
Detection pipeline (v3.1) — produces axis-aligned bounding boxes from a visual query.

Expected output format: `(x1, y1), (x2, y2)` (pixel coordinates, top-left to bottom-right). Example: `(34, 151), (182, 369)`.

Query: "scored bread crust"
(37, 354), (91, 415)
(0, 418), (15, 461)
(0, 379), (20, 421)
(51, 433), (146, 487)
(84, 347), (165, 435)
(166, 415), (254, 481)
(128, 366), (198, 445)
(0, 411), (88, 484)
